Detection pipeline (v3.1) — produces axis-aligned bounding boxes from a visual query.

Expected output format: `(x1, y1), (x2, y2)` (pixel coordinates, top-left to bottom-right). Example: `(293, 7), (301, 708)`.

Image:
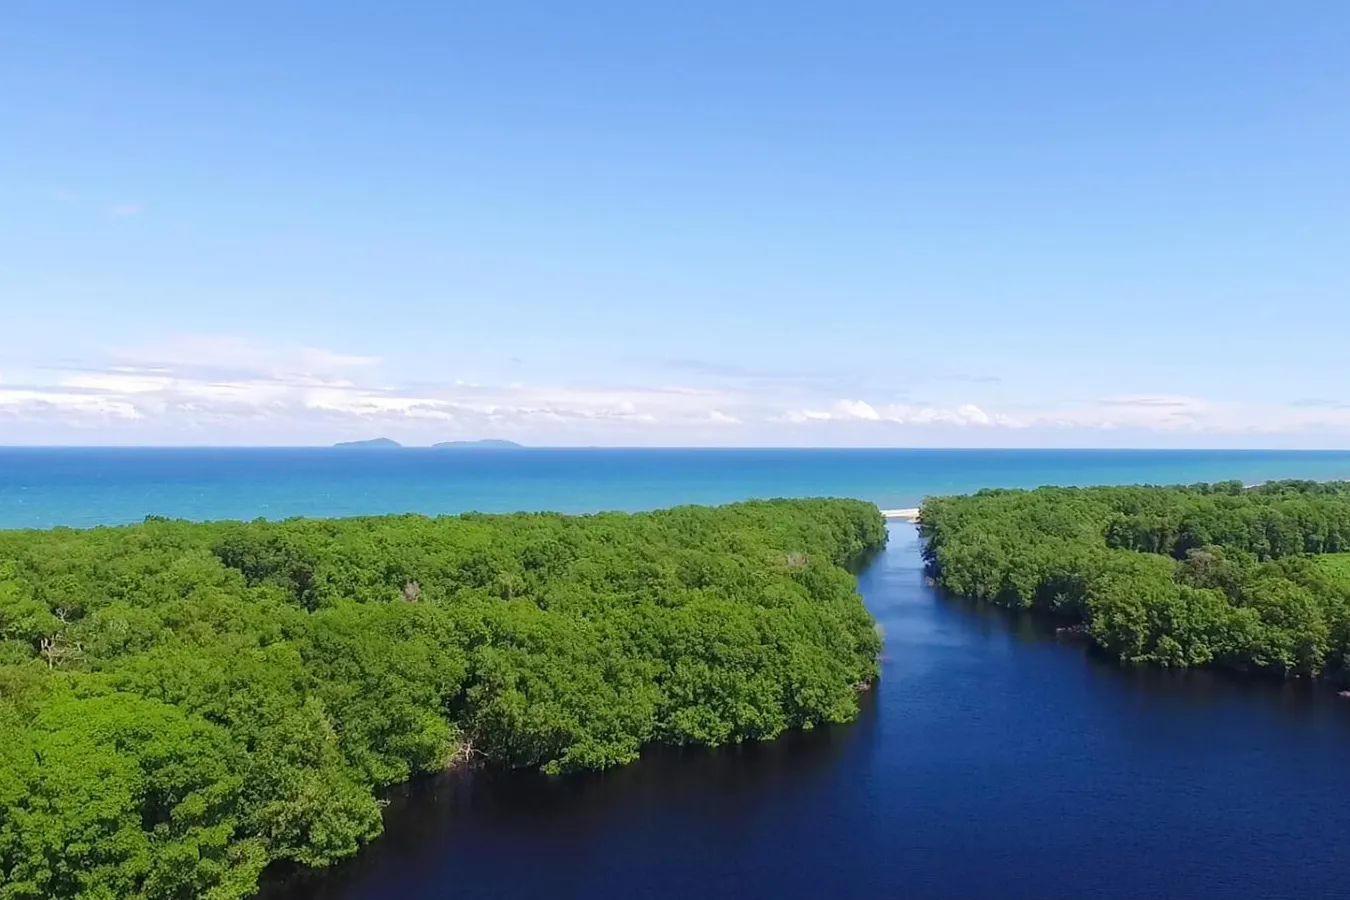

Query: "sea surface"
(7, 448), (1350, 899)
(5, 447), (1350, 529)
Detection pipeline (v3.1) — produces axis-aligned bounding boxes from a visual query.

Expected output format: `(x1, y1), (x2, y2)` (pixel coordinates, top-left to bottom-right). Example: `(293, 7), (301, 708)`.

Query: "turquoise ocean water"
(5, 447), (1350, 529)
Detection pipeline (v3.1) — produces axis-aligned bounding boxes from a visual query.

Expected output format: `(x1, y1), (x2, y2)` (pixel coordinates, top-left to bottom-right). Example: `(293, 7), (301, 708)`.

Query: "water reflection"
(264, 696), (878, 900)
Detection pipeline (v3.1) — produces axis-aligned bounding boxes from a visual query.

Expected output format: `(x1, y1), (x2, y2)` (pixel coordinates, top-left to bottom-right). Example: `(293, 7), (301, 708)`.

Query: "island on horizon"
(332, 437), (402, 449)
(432, 439), (524, 450)
(330, 438), (525, 449)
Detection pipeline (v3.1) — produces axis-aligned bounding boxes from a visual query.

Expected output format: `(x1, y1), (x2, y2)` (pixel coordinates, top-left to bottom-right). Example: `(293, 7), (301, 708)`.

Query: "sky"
(2, 1), (1348, 447)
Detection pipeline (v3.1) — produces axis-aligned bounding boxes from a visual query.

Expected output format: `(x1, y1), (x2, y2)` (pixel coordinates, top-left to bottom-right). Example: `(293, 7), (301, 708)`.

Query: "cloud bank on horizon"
(2, 335), (1349, 448)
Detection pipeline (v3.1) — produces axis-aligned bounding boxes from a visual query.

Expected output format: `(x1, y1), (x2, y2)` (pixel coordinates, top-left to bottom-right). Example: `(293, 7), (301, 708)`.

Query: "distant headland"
(330, 438), (524, 449)
(332, 437), (402, 449)
(432, 439), (523, 450)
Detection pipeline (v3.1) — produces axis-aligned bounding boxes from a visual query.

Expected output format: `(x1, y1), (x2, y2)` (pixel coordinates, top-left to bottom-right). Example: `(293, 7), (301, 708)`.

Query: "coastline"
(880, 507), (921, 522)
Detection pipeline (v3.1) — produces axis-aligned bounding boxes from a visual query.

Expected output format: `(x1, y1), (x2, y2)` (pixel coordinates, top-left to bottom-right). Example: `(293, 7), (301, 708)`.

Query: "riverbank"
(919, 481), (1350, 682)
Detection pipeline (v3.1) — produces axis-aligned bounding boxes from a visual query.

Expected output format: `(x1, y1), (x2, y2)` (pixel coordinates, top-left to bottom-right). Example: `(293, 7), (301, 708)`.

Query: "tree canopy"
(919, 480), (1350, 677)
(0, 499), (885, 899)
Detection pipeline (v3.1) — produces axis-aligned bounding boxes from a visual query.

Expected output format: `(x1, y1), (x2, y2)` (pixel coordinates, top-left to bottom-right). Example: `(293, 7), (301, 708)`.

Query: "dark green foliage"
(920, 481), (1350, 679)
(0, 499), (884, 899)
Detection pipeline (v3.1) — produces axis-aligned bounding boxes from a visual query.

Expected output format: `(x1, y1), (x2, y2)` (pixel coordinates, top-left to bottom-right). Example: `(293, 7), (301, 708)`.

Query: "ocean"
(4, 447), (1350, 529)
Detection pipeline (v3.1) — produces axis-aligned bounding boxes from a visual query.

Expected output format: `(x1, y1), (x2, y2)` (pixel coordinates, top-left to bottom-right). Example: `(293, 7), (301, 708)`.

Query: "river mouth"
(263, 524), (1350, 900)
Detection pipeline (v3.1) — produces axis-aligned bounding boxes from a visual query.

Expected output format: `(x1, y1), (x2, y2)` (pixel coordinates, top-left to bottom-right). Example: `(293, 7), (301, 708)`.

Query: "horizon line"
(3, 445), (1350, 453)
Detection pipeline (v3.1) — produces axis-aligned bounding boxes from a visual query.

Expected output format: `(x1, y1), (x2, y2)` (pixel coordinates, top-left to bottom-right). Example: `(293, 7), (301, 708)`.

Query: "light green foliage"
(921, 480), (1350, 679)
(0, 499), (885, 898)
(0, 691), (256, 900)
(1313, 552), (1350, 579)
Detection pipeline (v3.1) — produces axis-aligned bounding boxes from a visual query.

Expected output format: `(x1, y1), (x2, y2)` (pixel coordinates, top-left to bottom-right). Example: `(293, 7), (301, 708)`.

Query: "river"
(266, 524), (1350, 899)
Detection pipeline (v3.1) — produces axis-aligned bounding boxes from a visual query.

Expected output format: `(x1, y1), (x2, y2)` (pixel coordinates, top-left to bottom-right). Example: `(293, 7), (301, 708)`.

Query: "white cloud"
(775, 392), (1350, 439)
(0, 336), (743, 441)
(0, 387), (144, 421)
(62, 373), (175, 394)
(955, 403), (991, 426)
(108, 335), (380, 378)
(781, 399), (1014, 427)
(7, 335), (1350, 445)
(837, 400), (881, 421)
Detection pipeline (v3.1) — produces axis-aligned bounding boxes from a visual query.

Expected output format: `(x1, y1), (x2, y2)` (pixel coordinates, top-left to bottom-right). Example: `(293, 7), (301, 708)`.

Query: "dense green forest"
(0, 499), (885, 899)
(920, 480), (1350, 678)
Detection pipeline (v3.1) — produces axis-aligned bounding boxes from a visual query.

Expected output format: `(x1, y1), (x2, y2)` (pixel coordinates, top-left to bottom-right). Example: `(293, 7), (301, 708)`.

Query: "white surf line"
(880, 507), (921, 522)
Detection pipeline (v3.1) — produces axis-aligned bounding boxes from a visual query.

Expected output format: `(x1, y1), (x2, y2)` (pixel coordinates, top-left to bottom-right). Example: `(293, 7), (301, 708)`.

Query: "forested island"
(432, 439), (523, 450)
(921, 480), (1350, 678)
(331, 438), (401, 449)
(0, 499), (884, 899)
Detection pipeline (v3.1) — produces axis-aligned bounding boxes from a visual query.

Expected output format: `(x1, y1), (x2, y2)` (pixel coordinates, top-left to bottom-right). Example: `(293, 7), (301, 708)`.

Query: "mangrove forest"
(0, 499), (885, 899)
(921, 480), (1350, 678)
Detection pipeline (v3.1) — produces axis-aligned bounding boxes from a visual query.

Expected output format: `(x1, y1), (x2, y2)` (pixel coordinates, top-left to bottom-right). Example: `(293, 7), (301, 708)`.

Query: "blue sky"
(2, 1), (1347, 446)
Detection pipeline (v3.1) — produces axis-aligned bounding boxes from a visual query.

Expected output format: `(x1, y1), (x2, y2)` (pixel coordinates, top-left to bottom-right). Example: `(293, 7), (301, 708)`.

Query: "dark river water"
(266, 525), (1350, 900)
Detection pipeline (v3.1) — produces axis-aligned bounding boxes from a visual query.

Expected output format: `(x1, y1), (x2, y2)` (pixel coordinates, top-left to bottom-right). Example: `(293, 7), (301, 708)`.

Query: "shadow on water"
(932, 578), (1350, 730)
(261, 693), (880, 900)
